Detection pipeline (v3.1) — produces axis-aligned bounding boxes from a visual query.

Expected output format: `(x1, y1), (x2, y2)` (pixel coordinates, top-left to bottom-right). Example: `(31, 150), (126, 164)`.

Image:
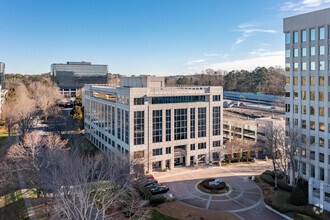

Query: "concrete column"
(320, 182), (324, 209)
(161, 160), (166, 170)
(255, 150), (258, 159)
(289, 167), (294, 186)
(185, 155), (190, 167)
(170, 158), (175, 170)
(148, 162), (153, 173)
(308, 178), (313, 204)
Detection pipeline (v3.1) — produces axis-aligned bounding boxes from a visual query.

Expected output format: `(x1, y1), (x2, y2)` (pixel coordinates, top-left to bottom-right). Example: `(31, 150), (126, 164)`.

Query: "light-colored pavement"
(153, 161), (289, 220)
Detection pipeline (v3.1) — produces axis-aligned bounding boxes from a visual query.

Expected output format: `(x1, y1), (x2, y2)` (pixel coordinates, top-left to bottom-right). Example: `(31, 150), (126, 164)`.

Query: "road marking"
(206, 195), (212, 209)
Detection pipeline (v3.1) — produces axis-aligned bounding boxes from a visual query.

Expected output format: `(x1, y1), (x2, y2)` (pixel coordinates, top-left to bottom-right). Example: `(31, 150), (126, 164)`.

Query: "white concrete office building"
(83, 76), (223, 172)
(284, 8), (330, 210)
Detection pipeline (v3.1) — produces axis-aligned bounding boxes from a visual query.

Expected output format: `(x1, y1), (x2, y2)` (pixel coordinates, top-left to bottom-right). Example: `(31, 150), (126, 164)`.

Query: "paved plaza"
(153, 161), (288, 220)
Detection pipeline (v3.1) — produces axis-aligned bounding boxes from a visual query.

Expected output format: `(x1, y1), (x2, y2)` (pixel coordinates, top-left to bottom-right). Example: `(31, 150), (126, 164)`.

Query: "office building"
(0, 62), (5, 89)
(51, 61), (109, 97)
(284, 8), (330, 210)
(83, 76), (223, 172)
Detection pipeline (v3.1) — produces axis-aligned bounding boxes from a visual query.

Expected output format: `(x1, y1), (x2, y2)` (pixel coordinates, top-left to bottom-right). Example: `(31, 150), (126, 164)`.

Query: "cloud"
(183, 59), (206, 66)
(280, 0), (330, 12)
(206, 50), (285, 71)
(203, 53), (220, 57)
(234, 24), (277, 45)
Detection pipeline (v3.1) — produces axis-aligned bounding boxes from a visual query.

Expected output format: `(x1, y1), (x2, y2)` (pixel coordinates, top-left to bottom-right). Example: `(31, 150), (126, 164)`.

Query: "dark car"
(150, 186), (169, 195)
(143, 180), (158, 187)
(146, 183), (162, 190)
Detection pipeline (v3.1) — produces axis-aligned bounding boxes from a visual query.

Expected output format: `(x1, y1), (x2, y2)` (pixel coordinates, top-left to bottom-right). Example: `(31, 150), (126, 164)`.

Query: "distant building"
(0, 62), (5, 88)
(284, 8), (330, 210)
(83, 76), (223, 172)
(51, 61), (109, 97)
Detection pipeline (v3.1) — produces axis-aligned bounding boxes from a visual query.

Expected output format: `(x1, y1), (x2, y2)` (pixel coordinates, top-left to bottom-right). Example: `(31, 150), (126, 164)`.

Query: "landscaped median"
(251, 170), (330, 220)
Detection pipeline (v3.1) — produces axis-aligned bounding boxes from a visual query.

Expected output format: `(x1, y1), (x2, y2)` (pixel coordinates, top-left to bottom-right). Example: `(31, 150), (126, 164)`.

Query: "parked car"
(146, 183), (162, 190)
(139, 175), (154, 182)
(150, 186), (169, 195)
(143, 180), (158, 187)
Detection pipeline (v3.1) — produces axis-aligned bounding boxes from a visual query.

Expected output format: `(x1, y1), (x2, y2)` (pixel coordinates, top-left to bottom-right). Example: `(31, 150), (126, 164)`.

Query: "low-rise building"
(83, 76), (223, 172)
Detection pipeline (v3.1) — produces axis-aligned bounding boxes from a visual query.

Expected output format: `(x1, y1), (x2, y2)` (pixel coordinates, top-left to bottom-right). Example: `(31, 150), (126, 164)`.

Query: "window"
(319, 153), (324, 163)
(310, 165), (315, 177)
(302, 48), (306, 56)
(294, 63), (298, 71)
(134, 151), (144, 159)
(190, 108), (196, 139)
(310, 47), (315, 56)
(125, 110), (129, 144)
(294, 104), (298, 113)
(285, 91), (290, 98)
(302, 162), (306, 175)
(285, 76), (290, 85)
(294, 90), (298, 99)
(294, 119), (298, 127)
(285, 49), (290, 58)
(302, 105), (306, 114)
(302, 120), (306, 128)
(302, 91), (307, 100)
(310, 136), (315, 145)
(319, 61), (325, 70)
(320, 168), (325, 181)
(213, 107), (221, 136)
(301, 62), (306, 71)
(285, 104), (290, 112)
(190, 144), (195, 151)
(302, 30), (306, 42)
(134, 111), (144, 145)
(286, 117), (290, 126)
(319, 92), (324, 101)
(213, 95), (221, 101)
(125, 97), (129, 105)
(117, 108), (121, 139)
(174, 108), (187, 140)
(302, 134), (306, 144)
(198, 142), (206, 149)
(310, 28), (315, 41)
(166, 109), (171, 141)
(153, 148), (163, 156)
(310, 106), (315, 115)
(285, 63), (290, 71)
(320, 46), (325, 55)
(310, 121), (315, 130)
(310, 76), (315, 86)
(294, 48), (298, 57)
(293, 76), (298, 85)
(319, 76), (324, 86)
(166, 147), (171, 154)
(301, 76), (306, 85)
(134, 98), (144, 105)
(285, 33), (290, 44)
(198, 107), (207, 137)
(293, 31), (298, 43)
(319, 107), (324, 116)
(213, 140), (221, 147)
(319, 27), (325, 40)
(310, 61), (315, 70)
(319, 138), (324, 147)
(319, 122), (325, 132)
(310, 91), (315, 100)
(152, 110), (163, 143)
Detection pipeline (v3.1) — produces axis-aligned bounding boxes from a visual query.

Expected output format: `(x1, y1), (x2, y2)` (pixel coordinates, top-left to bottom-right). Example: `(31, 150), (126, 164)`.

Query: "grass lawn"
(0, 189), (29, 220)
(151, 210), (178, 220)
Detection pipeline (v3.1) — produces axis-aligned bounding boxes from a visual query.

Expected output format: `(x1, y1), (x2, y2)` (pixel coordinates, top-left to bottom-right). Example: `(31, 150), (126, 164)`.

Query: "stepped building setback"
(83, 76), (223, 172)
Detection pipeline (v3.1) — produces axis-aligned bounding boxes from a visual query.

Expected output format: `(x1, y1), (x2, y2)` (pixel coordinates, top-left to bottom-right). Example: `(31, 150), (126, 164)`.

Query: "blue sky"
(1, 0), (330, 75)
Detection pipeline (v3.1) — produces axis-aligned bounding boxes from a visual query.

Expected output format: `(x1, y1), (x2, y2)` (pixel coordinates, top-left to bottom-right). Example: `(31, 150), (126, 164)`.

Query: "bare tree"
(240, 139), (256, 162)
(2, 101), (17, 136)
(260, 122), (285, 189)
(224, 139), (241, 163)
(286, 130), (303, 186)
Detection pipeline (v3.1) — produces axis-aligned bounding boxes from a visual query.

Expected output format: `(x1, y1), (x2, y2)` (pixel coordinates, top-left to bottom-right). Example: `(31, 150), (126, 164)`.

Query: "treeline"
(165, 67), (285, 95)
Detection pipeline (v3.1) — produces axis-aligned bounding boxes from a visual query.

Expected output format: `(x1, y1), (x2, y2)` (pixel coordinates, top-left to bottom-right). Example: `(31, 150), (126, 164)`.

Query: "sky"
(0, 0), (330, 75)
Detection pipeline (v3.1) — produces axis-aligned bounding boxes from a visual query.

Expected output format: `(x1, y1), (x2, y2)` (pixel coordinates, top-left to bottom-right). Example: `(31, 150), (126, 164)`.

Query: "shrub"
(150, 195), (166, 206)
(260, 173), (293, 192)
(135, 182), (152, 200)
(290, 186), (308, 206)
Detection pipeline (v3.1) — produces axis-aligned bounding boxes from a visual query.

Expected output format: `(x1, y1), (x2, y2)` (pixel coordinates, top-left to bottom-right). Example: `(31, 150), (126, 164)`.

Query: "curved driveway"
(153, 162), (289, 220)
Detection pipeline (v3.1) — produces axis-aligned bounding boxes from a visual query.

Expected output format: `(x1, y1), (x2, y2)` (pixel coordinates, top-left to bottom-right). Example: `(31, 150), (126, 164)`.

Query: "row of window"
(286, 76), (330, 86)
(300, 162), (326, 181)
(285, 26), (329, 44)
(286, 104), (330, 117)
(287, 117), (330, 134)
(285, 90), (330, 101)
(285, 60), (328, 71)
(285, 45), (328, 58)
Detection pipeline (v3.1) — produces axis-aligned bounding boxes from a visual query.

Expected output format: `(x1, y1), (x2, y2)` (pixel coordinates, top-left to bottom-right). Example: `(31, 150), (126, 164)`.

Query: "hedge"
(260, 173), (293, 192)
(150, 195), (166, 206)
(135, 182), (152, 199)
(222, 157), (254, 163)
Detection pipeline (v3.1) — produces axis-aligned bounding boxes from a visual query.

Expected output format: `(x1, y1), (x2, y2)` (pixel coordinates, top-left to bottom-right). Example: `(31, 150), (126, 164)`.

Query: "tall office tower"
(51, 61), (109, 97)
(83, 76), (223, 172)
(284, 9), (330, 184)
(0, 62), (5, 88)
